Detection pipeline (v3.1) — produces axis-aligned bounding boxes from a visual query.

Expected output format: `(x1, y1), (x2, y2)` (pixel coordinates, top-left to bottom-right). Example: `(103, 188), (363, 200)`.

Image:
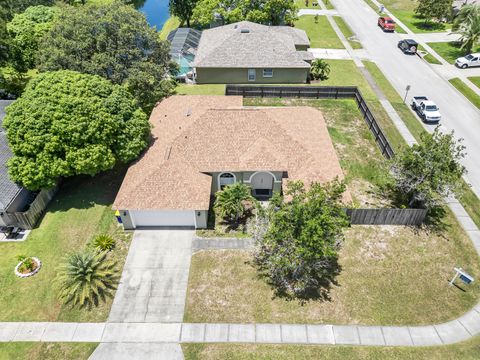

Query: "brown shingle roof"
(113, 95), (347, 210)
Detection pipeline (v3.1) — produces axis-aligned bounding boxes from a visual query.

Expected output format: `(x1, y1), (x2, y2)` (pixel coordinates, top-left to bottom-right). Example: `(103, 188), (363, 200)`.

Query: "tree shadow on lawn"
(411, 15), (449, 32)
(36, 166), (128, 218)
(250, 257), (343, 305)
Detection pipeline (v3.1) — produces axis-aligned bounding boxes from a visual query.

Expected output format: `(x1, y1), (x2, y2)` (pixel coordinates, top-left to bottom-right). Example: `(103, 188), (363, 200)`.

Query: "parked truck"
(411, 96), (442, 123)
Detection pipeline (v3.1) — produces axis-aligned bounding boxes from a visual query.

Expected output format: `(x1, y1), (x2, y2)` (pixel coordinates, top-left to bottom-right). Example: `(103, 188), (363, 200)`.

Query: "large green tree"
(37, 2), (176, 111)
(192, 0), (297, 27)
(3, 70), (150, 190)
(390, 127), (466, 209)
(253, 180), (349, 299)
(415, 0), (453, 23)
(7, 5), (58, 72)
(169, 0), (198, 27)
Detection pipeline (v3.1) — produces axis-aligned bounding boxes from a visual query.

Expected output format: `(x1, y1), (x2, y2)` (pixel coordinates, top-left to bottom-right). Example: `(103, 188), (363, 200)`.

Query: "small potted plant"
(14, 255), (42, 278)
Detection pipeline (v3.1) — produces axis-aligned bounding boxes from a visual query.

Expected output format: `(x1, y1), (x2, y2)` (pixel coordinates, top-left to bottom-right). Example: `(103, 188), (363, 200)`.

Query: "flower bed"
(14, 257), (42, 278)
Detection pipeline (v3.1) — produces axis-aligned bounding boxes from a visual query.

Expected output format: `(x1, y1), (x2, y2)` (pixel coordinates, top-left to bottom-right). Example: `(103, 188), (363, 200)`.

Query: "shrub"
(92, 234), (116, 251)
(310, 58), (330, 81)
(56, 249), (118, 308)
(214, 182), (254, 225)
(17, 255), (36, 273)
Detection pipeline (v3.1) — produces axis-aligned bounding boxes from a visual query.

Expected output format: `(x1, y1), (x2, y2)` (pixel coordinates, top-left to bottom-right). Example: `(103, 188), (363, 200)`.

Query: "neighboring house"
(192, 21), (313, 84)
(167, 28), (202, 79)
(0, 100), (33, 228)
(113, 95), (347, 229)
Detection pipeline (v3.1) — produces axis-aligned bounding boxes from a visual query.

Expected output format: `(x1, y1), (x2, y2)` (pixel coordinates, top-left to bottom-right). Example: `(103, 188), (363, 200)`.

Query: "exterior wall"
(4, 188), (32, 213)
(242, 171), (283, 193)
(118, 209), (207, 229)
(118, 210), (135, 230)
(211, 172), (243, 194)
(295, 45), (309, 51)
(194, 210), (208, 229)
(210, 171), (283, 194)
(195, 67), (309, 84)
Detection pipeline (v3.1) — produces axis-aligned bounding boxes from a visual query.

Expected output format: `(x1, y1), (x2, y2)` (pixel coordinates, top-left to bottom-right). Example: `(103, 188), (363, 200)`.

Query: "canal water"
(137, 0), (170, 31)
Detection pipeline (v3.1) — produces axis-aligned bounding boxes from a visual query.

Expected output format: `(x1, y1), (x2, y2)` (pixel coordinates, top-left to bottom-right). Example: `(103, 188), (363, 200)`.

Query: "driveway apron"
(108, 229), (194, 323)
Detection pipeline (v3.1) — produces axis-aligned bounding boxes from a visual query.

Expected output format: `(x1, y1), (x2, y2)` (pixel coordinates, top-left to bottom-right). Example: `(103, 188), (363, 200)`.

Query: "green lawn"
(427, 42), (480, 64)
(159, 16), (181, 40)
(469, 76), (480, 89)
(449, 78), (480, 110)
(379, 0), (452, 33)
(175, 84), (226, 95)
(183, 336), (480, 360)
(423, 52), (443, 64)
(321, 60), (406, 152)
(294, 16), (344, 49)
(332, 16), (363, 49)
(0, 343), (97, 360)
(322, 0), (334, 9)
(0, 168), (132, 322)
(417, 45), (442, 65)
(185, 219), (479, 324)
(294, 0), (321, 9)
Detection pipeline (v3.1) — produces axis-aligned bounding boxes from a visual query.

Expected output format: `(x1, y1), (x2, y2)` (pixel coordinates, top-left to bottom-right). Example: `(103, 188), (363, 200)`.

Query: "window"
(263, 68), (273, 78)
(248, 69), (256, 81)
(218, 172), (236, 190)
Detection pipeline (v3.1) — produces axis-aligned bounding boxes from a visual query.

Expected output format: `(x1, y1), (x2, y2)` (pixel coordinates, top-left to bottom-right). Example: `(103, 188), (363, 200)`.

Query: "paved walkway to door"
(108, 230), (194, 323)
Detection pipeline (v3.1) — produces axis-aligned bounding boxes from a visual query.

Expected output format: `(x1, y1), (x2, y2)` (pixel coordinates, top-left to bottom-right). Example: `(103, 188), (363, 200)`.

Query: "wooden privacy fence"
(4, 187), (57, 229)
(345, 208), (428, 226)
(225, 85), (395, 159)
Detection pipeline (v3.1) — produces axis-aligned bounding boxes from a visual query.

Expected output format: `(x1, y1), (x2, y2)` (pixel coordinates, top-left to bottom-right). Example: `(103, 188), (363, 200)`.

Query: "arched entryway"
(250, 171), (274, 198)
(218, 172), (236, 190)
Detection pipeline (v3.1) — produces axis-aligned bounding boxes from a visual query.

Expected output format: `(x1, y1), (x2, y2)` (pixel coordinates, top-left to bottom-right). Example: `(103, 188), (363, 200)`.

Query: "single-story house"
(192, 21), (313, 84)
(0, 100), (34, 228)
(113, 95), (347, 229)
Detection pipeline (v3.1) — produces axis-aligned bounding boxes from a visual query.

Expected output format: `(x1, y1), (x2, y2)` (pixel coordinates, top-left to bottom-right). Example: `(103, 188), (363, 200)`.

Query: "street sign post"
(450, 267), (474, 286)
(403, 85), (411, 103)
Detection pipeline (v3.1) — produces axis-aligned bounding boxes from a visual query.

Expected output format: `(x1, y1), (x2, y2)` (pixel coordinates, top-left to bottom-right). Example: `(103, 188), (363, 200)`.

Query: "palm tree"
(56, 249), (118, 308)
(214, 182), (253, 225)
(310, 58), (331, 81)
(454, 4), (480, 54)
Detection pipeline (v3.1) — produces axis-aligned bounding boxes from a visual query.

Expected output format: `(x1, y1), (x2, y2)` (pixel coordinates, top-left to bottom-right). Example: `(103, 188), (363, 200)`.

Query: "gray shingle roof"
(0, 100), (23, 212)
(193, 21), (311, 68)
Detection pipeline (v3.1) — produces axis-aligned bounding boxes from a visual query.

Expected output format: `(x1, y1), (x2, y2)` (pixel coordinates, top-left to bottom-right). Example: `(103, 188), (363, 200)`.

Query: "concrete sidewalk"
(1, 316), (480, 346)
(298, 9), (338, 16)
(398, 31), (461, 43)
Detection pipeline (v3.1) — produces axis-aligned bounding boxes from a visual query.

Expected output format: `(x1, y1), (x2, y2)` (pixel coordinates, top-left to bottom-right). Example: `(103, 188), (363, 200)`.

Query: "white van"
(455, 53), (480, 69)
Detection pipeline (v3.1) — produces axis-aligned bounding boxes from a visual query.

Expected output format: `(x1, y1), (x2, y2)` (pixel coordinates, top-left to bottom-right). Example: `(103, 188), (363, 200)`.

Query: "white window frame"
(248, 69), (256, 81)
(218, 172), (236, 190)
(263, 68), (273, 78)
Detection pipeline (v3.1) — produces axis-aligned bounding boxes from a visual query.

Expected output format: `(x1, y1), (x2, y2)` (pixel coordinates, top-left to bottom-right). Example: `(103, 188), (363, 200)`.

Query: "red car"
(378, 16), (396, 32)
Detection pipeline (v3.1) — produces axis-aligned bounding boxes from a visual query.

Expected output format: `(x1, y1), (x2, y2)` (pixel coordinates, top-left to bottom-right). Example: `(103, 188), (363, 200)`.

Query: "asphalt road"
(332, 0), (480, 197)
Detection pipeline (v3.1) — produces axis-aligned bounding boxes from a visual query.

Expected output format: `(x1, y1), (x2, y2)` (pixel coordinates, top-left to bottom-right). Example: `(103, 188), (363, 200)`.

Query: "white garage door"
(130, 210), (195, 227)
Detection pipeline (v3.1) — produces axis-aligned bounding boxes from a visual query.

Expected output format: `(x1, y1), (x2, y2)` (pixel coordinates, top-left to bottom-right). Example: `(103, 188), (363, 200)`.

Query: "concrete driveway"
(108, 229), (193, 323)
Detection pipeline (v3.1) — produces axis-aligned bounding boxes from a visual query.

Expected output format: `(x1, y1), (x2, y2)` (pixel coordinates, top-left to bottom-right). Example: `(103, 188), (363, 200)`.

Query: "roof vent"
(240, 28), (250, 33)
(186, 107), (192, 116)
(234, 24), (238, 29)
(164, 145), (172, 160)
